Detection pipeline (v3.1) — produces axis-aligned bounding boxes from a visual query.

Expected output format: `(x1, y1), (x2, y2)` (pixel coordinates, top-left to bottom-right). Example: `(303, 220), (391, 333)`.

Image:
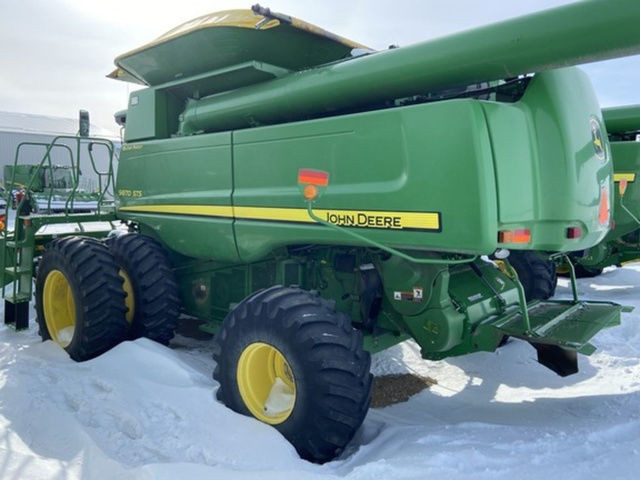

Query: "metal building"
(0, 110), (120, 192)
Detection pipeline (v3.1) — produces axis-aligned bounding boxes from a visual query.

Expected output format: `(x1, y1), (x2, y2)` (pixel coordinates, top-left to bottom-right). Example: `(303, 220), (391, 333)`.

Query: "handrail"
(1, 135), (118, 300)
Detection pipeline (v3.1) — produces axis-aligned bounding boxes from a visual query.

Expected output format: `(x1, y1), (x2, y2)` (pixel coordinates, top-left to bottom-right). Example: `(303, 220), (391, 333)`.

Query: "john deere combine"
(2, 1), (640, 463)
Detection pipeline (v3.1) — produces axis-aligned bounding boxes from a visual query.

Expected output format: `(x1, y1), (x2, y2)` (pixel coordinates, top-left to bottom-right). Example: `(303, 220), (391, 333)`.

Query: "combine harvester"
(2, 1), (640, 463)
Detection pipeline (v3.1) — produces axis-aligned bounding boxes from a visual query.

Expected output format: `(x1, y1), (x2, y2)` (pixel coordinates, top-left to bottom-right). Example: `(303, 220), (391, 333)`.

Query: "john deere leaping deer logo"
(590, 117), (606, 161)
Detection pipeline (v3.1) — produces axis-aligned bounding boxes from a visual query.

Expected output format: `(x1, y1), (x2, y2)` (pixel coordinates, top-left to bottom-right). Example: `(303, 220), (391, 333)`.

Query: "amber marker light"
(599, 187), (610, 226)
(298, 169), (329, 202)
(303, 184), (318, 200)
(498, 228), (531, 244)
(619, 179), (628, 196)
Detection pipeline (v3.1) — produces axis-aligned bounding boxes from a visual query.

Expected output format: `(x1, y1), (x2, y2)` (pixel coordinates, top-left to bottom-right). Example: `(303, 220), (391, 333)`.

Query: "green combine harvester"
(3, 164), (100, 213)
(2, 1), (640, 463)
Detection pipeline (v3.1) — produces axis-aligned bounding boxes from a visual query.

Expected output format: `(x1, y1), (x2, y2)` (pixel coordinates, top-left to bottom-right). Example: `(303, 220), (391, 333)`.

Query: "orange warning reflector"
(303, 184), (318, 200)
(599, 187), (610, 226)
(619, 179), (628, 196)
(498, 228), (531, 244)
(298, 169), (329, 187)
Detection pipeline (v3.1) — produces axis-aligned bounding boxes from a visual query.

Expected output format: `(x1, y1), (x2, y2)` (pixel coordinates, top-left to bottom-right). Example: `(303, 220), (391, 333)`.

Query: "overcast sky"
(1, 0), (639, 133)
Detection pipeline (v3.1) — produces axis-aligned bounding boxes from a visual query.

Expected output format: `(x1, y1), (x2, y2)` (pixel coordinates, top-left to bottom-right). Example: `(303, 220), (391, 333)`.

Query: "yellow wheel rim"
(236, 342), (296, 425)
(119, 269), (135, 324)
(42, 269), (76, 348)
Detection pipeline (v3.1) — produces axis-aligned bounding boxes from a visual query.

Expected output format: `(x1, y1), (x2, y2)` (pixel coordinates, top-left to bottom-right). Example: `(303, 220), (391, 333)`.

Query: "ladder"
(1, 135), (118, 330)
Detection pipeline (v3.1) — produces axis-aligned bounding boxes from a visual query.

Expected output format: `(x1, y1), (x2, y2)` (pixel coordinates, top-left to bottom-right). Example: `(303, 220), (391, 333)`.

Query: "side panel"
(116, 133), (239, 262)
(484, 67), (613, 252)
(232, 100), (498, 262)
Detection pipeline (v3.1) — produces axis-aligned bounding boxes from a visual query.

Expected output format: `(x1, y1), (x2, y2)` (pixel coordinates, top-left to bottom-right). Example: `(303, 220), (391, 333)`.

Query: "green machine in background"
(566, 105), (640, 276)
(2, 1), (640, 463)
(3, 164), (100, 213)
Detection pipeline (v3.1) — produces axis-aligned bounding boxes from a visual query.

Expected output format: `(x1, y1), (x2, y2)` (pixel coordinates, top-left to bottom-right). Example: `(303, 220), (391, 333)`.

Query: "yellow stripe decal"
(119, 205), (440, 231)
(119, 204), (234, 217)
(614, 173), (636, 182)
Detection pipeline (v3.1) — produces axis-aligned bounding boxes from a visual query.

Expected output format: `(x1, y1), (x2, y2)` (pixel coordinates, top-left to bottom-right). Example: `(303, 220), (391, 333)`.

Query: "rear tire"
(508, 251), (557, 301)
(35, 236), (128, 361)
(572, 264), (603, 278)
(213, 286), (372, 464)
(106, 233), (181, 345)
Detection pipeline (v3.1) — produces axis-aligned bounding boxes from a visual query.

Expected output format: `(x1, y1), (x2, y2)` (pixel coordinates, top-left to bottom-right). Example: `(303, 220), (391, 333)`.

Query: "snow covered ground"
(1, 264), (639, 479)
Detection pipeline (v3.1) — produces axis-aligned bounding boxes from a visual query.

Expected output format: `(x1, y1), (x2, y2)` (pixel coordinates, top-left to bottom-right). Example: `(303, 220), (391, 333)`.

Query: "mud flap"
(489, 300), (631, 376)
(531, 343), (577, 377)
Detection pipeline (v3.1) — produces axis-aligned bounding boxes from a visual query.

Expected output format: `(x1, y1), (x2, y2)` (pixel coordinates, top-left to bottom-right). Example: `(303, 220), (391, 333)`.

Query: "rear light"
(566, 227), (582, 239)
(498, 228), (531, 244)
(599, 186), (610, 226)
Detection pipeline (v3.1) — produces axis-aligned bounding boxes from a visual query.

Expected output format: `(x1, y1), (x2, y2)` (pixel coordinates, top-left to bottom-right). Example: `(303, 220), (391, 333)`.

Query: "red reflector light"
(498, 228), (531, 244)
(566, 227), (582, 239)
(298, 169), (329, 187)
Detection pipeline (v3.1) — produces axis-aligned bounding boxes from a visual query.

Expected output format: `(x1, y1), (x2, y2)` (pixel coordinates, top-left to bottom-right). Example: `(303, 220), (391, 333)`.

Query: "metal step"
(4, 293), (31, 303)
(489, 299), (630, 376)
(4, 266), (32, 277)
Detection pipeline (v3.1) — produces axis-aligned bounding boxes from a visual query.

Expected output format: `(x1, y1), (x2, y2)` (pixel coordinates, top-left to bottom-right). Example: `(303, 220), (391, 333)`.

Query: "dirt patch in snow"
(371, 373), (437, 408)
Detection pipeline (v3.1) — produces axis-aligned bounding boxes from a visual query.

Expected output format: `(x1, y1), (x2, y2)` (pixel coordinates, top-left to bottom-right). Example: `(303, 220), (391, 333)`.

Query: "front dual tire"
(35, 234), (180, 361)
(35, 237), (128, 361)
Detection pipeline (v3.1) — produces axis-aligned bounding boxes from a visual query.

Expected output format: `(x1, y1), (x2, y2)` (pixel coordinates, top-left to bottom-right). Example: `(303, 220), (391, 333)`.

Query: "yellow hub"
(236, 342), (296, 424)
(119, 269), (135, 324)
(42, 269), (77, 348)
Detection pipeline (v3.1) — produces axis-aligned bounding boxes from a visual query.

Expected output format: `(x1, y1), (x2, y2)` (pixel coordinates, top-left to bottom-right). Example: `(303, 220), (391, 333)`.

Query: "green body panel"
(118, 68), (612, 257)
(482, 68), (610, 251)
(231, 98), (497, 259)
(117, 134), (238, 262)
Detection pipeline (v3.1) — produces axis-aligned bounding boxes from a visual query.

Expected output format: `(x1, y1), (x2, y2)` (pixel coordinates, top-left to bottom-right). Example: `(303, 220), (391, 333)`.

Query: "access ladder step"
(4, 266), (32, 276)
(491, 300), (625, 354)
(4, 293), (31, 303)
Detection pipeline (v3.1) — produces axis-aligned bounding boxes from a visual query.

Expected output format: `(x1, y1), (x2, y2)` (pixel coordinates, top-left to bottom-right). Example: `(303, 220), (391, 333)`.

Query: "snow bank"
(0, 265), (638, 479)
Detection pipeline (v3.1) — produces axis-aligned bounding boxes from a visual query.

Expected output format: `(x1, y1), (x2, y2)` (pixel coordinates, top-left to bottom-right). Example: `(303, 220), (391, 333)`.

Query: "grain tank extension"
(2, 1), (639, 464)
